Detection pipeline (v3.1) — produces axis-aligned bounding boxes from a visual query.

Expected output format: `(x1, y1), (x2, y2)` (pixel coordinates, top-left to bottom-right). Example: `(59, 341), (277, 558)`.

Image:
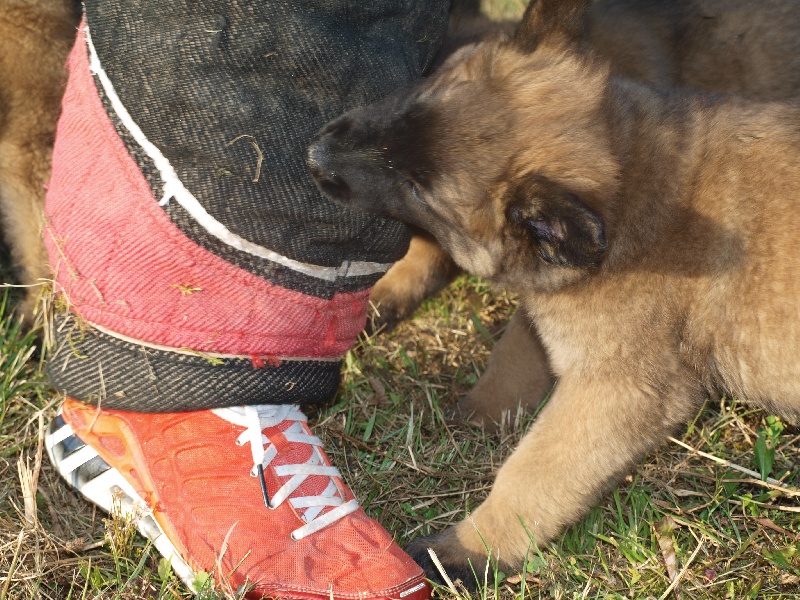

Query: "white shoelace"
(212, 405), (359, 540)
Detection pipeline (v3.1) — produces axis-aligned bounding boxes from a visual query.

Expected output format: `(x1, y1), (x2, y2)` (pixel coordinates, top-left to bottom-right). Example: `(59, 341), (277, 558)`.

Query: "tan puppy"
(375, 0), (800, 427)
(307, 0), (800, 585)
(0, 0), (79, 320)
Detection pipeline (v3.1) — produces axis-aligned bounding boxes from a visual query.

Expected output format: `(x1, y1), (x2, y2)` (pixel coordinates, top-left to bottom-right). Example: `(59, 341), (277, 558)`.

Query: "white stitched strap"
(83, 27), (392, 282)
(269, 452), (341, 508)
(283, 432), (323, 446)
(290, 496), (343, 509)
(273, 464), (341, 478)
(296, 479), (341, 522)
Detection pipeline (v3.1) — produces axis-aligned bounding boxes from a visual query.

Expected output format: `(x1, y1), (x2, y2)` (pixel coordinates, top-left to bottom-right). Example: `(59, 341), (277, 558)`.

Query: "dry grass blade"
(668, 436), (795, 489)
(16, 414), (43, 529)
(428, 548), (458, 595)
(0, 531), (25, 600)
(657, 538), (705, 600)
(755, 517), (799, 539)
(656, 516), (679, 589)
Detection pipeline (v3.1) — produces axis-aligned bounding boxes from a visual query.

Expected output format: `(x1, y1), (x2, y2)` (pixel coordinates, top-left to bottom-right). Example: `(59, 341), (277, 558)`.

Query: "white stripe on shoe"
(46, 422), (75, 446)
(83, 26), (392, 283)
(45, 415), (198, 591)
(55, 444), (99, 475)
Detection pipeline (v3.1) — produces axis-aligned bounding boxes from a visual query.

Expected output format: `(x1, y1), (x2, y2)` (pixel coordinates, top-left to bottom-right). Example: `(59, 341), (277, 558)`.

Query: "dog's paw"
(366, 231), (461, 334)
(448, 392), (507, 431)
(405, 531), (502, 591)
(367, 272), (441, 334)
(365, 294), (416, 335)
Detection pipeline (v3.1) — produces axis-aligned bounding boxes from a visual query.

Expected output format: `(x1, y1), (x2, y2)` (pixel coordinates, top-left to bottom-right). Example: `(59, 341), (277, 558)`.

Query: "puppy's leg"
(368, 229), (461, 331)
(408, 371), (700, 587)
(453, 309), (555, 429)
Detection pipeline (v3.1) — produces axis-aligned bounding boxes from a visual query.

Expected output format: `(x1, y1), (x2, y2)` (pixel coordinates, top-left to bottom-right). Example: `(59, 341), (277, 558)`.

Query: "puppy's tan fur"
(0, 0), (78, 320)
(309, 0), (800, 583)
(375, 0), (800, 427)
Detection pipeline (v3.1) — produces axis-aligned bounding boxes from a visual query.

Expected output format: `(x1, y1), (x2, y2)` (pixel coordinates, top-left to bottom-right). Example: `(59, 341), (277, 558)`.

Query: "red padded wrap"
(44, 29), (369, 359)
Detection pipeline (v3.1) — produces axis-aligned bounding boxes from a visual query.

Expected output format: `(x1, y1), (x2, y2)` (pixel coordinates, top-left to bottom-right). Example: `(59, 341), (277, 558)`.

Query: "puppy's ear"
(514, 0), (591, 53)
(506, 174), (607, 268)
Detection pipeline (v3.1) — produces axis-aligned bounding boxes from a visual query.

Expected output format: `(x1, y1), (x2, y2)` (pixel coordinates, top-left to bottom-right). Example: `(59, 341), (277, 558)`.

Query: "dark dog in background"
(308, 0), (800, 585)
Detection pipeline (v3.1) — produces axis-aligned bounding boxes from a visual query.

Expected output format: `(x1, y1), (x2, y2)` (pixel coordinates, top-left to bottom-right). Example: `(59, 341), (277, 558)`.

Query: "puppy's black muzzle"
(306, 134), (352, 201)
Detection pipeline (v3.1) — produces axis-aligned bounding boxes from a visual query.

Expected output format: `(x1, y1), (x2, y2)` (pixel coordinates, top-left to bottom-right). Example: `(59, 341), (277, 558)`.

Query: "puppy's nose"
(306, 137), (352, 201)
(306, 137), (332, 178)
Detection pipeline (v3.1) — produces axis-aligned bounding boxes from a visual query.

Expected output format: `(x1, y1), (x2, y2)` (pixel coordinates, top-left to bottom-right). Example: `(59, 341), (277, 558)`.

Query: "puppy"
(375, 0), (800, 427)
(0, 0), (79, 321)
(308, 0), (800, 585)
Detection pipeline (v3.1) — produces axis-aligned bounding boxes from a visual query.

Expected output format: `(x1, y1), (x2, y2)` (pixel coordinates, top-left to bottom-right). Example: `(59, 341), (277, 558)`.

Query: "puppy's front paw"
(365, 293), (416, 334)
(405, 529), (504, 591)
(366, 231), (461, 334)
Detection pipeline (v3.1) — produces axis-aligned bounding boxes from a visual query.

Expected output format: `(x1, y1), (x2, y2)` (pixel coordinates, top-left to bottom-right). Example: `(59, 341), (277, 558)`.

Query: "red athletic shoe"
(46, 398), (430, 600)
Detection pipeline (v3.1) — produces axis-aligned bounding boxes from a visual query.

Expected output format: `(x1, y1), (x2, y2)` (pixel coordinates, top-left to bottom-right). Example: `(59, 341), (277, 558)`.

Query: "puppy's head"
(308, 0), (616, 290)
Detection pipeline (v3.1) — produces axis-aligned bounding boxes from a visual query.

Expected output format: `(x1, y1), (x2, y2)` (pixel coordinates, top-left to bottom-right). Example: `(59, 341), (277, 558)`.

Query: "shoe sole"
(45, 414), (199, 590)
